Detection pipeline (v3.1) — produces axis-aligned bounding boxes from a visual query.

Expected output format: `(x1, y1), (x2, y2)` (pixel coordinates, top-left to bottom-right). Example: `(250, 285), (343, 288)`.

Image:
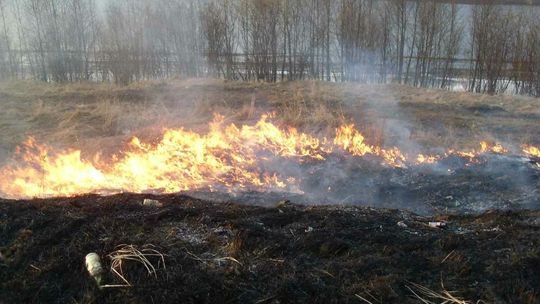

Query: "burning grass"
(0, 111), (537, 202)
(0, 79), (539, 212)
(1, 79), (539, 201)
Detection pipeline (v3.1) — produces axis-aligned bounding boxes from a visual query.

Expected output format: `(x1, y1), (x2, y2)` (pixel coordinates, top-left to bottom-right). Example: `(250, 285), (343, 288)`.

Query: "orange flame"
(0, 114), (536, 199)
(334, 124), (374, 156)
(479, 141), (508, 154)
(333, 124), (406, 167)
(523, 145), (540, 158)
(416, 154), (440, 164)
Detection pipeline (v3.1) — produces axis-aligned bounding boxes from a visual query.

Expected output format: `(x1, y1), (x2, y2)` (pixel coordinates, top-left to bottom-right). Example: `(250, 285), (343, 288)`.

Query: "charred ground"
(1, 194), (539, 303)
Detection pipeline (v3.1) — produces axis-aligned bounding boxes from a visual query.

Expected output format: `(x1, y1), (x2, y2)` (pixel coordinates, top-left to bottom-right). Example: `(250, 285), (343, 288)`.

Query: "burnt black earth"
(1, 184), (539, 303)
(1, 153), (540, 303)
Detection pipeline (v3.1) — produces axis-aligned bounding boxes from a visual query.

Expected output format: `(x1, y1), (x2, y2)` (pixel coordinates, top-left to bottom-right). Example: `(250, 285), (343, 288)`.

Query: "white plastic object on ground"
(85, 252), (103, 285)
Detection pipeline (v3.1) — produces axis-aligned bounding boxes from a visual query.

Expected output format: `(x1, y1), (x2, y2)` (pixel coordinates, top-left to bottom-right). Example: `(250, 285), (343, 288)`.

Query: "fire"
(334, 124), (374, 156)
(3, 138), (110, 197)
(523, 145), (540, 158)
(443, 141), (508, 163)
(231, 114), (331, 160)
(0, 115), (298, 198)
(333, 124), (406, 167)
(479, 141), (508, 154)
(0, 114), (537, 199)
(416, 154), (439, 164)
(1, 114), (331, 198)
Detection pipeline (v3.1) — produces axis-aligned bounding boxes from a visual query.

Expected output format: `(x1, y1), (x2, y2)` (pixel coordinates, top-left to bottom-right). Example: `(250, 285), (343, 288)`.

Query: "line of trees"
(0, 0), (204, 84)
(0, 0), (538, 96)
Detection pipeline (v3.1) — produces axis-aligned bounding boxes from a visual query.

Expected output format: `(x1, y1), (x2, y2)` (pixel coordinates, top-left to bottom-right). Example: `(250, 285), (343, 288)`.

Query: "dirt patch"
(0, 194), (538, 303)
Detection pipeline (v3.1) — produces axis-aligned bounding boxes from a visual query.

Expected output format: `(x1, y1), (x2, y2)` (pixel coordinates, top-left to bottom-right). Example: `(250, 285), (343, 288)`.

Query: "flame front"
(0, 114), (537, 199)
(523, 145), (540, 158)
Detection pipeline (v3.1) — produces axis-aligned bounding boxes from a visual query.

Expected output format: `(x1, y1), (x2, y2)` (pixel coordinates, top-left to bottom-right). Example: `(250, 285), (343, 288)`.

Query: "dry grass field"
(1, 79), (538, 162)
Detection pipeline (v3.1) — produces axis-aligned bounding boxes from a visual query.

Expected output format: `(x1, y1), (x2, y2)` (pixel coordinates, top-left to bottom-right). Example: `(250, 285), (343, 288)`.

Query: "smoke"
(0, 79), (539, 215)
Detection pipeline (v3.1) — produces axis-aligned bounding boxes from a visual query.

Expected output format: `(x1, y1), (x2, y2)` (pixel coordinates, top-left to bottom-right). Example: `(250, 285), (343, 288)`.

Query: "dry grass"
(183, 248), (242, 268)
(268, 81), (345, 130)
(355, 293), (376, 304)
(406, 281), (483, 304)
(103, 244), (166, 288)
(0, 79), (538, 162)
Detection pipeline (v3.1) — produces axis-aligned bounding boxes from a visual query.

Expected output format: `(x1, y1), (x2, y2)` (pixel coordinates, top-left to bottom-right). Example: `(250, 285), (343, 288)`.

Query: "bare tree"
(0, 0), (15, 79)
(386, 0), (410, 83)
(469, 4), (517, 94)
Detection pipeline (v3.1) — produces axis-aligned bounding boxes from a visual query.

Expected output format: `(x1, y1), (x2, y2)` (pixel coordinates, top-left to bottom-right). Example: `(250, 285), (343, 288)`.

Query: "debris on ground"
(142, 199), (163, 207)
(85, 253), (103, 286)
(397, 221), (408, 228)
(428, 221), (447, 229)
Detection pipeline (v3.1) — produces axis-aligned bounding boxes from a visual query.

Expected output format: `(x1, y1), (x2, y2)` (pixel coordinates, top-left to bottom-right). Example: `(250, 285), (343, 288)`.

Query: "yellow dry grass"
(0, 79), (538, 161)
(406, 281), (485, 304)
(103, 244), (166, 288)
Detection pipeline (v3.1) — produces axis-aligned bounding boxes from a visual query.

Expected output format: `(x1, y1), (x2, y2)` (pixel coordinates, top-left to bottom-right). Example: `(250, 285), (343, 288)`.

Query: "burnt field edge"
(1, 193), (539, 303)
